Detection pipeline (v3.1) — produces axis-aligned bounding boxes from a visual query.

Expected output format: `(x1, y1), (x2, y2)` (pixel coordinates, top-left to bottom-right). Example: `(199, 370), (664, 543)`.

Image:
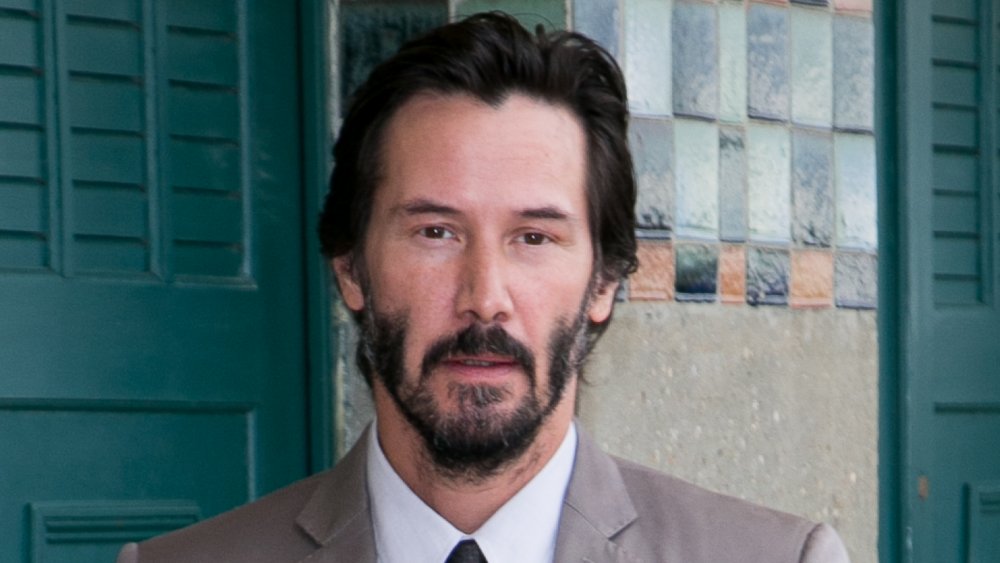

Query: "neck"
(373, 381), (576, 533)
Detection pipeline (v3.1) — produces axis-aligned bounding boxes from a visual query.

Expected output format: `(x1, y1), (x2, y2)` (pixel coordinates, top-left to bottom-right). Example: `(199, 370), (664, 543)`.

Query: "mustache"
(420, 324), (536, 380)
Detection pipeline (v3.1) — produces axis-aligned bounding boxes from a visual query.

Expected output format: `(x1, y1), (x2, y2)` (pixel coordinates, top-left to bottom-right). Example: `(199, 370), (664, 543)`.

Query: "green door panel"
(0, 1), (309, 561)
(899, 0), (1000, 561)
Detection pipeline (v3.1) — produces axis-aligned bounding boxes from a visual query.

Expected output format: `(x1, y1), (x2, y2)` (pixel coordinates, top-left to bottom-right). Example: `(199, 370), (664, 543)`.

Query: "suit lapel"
(554, 427), (641, 563)
(289, 424), (641, 563)
(294, 427), (377, 563)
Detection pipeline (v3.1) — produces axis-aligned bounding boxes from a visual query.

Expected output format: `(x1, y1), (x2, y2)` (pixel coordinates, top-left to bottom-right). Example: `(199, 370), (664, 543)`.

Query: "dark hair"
(319, 12), (637, 325)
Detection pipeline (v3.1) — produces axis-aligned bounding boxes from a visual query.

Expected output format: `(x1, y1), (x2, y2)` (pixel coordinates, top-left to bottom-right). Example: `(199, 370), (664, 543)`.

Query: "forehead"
(375, 92), (588, 215)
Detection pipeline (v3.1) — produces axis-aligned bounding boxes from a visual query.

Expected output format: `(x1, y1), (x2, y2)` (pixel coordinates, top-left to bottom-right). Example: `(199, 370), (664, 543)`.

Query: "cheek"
(387, 269), (457, 319)
(511, 274), (590, 343)
(372, 262), (457, 360)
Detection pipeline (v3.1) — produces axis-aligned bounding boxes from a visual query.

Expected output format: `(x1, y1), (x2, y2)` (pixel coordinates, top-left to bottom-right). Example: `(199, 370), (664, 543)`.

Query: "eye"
(520, 232), (550, 246)
(418, 226), (455, 240)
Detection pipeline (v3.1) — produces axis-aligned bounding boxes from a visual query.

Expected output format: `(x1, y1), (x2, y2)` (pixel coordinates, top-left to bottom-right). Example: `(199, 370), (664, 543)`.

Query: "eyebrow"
(396, 199), (460, 216)
(394, 198), (574, 222)
(518, 206), (571, 221)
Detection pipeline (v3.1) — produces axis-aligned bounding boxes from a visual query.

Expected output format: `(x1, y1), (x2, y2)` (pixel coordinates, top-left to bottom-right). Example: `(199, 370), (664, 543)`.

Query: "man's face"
(335, 93), (616, 478)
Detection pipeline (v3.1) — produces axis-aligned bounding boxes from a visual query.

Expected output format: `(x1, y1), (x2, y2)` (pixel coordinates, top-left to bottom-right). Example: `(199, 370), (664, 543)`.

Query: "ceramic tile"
(340, 1), (448, 109)
(719, 2), (748, 123)
(833, 15), (874, 131)
(673, 0), (718, 119)
(675, 243), (719, 302)
(791, 8), (832, 127)
(456, 0), (567, 30)
(719, 125), (748, 242)
(790, 249), (834, 308)
(629, 117), (674, 232)
(792, 128), (834, 246)
(835, 251), (877, 308)
(748, 3), (790, 121)
(834, 0), (871, 13)
(747, 123), (791, 243)
(631, 241), (675, 301)
(746, 246), (790, 306)
(719, 244), (747, 304)
(625, 0), (672, 116)
(835, 132), (877, 250)
(615, 280), (630, 302)
(573, 0), (620, 57)
(674, 118), (719, 239)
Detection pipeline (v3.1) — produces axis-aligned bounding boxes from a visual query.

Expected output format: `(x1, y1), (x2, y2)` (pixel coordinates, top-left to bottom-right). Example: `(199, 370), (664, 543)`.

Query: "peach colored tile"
(834, 0), (872, 13)
(719, 245), (746, 304)
(630, 241), (674, 301)
(790, 249), (834, 308)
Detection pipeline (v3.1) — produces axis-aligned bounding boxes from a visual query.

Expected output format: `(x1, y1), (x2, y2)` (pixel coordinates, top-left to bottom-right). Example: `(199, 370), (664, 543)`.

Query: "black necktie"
(445, 539), (487, 563)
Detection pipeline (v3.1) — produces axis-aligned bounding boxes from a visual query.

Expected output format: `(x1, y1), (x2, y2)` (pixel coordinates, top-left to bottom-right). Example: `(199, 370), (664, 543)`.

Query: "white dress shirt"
(367, 421), (578, 563)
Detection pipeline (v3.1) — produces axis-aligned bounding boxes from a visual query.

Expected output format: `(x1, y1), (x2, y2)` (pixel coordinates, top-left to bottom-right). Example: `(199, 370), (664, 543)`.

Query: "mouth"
(441, 355), (520, 378)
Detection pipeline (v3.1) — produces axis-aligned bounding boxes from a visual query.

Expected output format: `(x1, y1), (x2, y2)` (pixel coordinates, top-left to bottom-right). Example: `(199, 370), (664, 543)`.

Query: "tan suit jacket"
(117, 427), (850, 562)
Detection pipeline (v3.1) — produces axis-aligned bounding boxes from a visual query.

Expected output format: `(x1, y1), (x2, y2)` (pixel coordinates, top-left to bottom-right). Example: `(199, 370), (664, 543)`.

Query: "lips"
(419, 323), (537, 383)
(441, 355), (520, 378)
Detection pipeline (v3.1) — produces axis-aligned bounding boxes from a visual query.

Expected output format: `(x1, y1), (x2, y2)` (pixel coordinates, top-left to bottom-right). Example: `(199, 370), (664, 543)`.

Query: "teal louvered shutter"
(0, 1), (311, 561)
(901, 0), (1000, 561)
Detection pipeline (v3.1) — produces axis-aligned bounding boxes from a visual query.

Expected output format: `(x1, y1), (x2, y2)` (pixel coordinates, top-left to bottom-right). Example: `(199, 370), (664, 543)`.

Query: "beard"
(357, 294), (595, 482)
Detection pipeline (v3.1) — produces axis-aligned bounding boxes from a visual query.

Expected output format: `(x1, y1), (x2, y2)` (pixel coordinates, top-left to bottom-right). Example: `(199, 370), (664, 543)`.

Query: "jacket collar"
(294, 427), (376, 563)
(554, 426), (641, 563)
(293, 423), (641, 563)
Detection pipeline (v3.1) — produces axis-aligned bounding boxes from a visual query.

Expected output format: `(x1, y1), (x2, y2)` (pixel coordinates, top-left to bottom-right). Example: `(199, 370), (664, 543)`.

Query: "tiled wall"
(337, 0), (877, 309)
(573, 0), (876, 309)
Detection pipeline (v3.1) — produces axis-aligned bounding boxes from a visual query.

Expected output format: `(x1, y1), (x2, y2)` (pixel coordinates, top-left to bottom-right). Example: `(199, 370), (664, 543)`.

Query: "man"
(118, 12), (850, 563)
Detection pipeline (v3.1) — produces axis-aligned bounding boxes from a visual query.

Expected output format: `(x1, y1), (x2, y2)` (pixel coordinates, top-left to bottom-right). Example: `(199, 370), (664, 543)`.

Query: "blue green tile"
(791, 7), (832, 127)
(719, 2), (748, 123)
(747, 123), (791, 243)
(573, 0), (619, 57)
(833, 15), (873, 131)
(675, 243), (719, 302)
(719, 126), (748, 242)
(747, 246), (790, 306)
(674, 118), (719, 239)
(672, 0), (718, 119)
(339, 1), (448, 110)
(835, 132), (876, 250)
(748, 3), (789, 121)
(629, 117), (674, 233)
(835, 251), (877, 309)
(456, 0), (566, 31)
(792, 129), (833, 246)
(624, 0), (672, 116)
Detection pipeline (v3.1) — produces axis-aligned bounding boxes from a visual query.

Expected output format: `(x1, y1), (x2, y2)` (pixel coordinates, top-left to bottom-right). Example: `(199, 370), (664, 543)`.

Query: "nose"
(455, 239), (514, 324)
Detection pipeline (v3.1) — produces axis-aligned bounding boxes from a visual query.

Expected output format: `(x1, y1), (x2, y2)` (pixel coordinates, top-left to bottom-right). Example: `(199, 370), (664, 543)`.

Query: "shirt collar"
(367, 420), (578, 563)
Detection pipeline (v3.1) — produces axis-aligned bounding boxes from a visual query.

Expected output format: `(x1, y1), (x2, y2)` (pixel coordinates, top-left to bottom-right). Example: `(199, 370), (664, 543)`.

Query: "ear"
(587, 279), (619, 324)
(332, 255), (365, 312)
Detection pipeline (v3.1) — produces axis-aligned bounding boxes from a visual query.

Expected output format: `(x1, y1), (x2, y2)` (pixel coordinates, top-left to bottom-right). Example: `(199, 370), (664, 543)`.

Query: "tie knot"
(445, 539), (487, 563)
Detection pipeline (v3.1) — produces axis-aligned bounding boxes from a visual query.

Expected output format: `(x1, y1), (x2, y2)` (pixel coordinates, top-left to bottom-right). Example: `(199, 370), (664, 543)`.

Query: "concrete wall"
(580, 303), (877, 563)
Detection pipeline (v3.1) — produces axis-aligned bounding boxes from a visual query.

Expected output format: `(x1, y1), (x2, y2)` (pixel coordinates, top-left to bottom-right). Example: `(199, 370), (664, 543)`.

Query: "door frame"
(877, 0), (903, 561)
(300, 0), (337, 473)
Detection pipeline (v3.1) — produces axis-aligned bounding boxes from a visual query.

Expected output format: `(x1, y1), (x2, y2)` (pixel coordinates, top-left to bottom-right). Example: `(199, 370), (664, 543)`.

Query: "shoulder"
(121, 470), (331, 563)
(119, 428), (375, 562)
(610, 456), (849, 563)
